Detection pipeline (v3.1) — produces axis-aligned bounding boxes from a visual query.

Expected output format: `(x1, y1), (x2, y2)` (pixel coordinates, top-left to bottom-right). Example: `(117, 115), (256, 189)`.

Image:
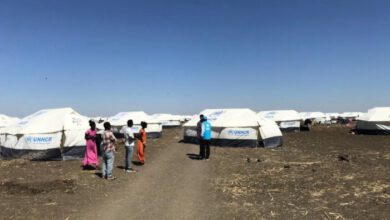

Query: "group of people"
(82, 120), (148, 180)
(81, 114), (212, 180)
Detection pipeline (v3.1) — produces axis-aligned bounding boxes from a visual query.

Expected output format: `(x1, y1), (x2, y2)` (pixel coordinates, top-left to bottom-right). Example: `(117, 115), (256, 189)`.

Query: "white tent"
(152, 114), (182, 127)
(258, 110), (302, 132)
(299, 112), (326, 124)
(108, 111), (162, 138)
(183, 109), (283, 148)
(339, 112), (364, 120)
(0, 114), (20, 128)
(0, 108), (89, 160)
(356, 107), (390, 134)
(325, 113), (340, 119)
(325, 113), (340, 124)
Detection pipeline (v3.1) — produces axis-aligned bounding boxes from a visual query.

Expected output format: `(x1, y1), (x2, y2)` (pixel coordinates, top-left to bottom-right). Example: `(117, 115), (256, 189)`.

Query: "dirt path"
(78, 139), (218, 220)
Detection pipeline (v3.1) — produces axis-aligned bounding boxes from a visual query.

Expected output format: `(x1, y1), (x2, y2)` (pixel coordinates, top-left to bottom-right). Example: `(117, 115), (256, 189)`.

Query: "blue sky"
(0, 0), (389, 117)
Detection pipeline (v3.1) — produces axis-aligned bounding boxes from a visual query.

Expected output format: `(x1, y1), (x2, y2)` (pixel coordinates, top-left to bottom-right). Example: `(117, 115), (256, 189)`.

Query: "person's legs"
(128, 145), (134, 168)
(125, 145), (134, 170)
(137, 143), (144, 164)
(205, 140), (211, 159)
(101, 152), (107, 178)
(125, 146), (130, 169)
(199, 139), (205, 159)
(106, 151), (114, 177)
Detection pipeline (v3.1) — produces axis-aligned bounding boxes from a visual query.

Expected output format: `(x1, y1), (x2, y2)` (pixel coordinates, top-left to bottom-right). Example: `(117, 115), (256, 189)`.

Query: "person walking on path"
(101, 122), (117, 180)
(83, 120), (99, 169)
(123, 120), (136, 173)
(196, 114), (205, 159)
(200, 116), (212, 160)
(137, 121), (147, 165)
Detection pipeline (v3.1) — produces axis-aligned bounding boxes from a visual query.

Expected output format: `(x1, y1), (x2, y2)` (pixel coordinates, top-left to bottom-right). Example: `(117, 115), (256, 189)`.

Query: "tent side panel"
(62, 130), (87, 160)
(0, 146), (62, 160)
(183, 127), (259, 147)
(1, 132), (63, 160)
(356, 121), (390, 135)
(280, 127), (300, 132)
(261, 136), (284, 148)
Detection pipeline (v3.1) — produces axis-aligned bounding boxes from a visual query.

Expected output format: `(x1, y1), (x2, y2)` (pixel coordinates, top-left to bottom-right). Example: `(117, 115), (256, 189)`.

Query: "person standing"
(83, 120), (99, 169)
(196, 114), (205, 159)
(101, 122), (117, 180)
(137, 121), (147, 165)
(123, 120), (136, 172)
(200, 116), (212, 160)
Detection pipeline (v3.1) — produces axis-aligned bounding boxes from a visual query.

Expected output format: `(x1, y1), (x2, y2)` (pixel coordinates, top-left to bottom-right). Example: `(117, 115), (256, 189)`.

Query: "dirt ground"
(0, 125), (389, 220)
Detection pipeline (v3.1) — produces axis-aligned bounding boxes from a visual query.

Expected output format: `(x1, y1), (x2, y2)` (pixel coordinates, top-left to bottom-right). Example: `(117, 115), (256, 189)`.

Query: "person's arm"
(111, 132), (117, 143)
(201, 123), (205, 138)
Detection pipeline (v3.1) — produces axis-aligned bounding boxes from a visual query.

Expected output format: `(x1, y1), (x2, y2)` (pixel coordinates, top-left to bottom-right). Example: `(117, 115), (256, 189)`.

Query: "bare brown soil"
(0, 126), (389, 220)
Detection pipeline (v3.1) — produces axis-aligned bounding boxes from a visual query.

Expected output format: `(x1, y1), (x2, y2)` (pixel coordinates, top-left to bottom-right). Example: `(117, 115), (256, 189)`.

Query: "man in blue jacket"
(200, 116), (212, 160)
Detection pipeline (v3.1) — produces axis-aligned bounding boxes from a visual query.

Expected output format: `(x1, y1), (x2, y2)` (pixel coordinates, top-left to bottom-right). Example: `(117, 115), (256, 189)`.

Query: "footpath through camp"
(0, 126), (389, 219)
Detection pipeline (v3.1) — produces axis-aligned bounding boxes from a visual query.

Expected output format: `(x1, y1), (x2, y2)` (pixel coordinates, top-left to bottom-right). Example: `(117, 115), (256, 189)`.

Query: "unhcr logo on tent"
(26, 136), (53, 144)
(228, 130), (250, 136)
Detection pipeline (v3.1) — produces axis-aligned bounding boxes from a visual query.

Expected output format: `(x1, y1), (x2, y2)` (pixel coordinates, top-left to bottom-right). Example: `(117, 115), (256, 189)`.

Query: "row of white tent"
(0, 109), (188, 160)
(0, 107), (389, 160)
(0, 108), (285, 160)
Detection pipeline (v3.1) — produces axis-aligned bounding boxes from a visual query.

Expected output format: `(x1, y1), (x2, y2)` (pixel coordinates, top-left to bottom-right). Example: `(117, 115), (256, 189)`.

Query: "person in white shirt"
(123, 120), (136, 173)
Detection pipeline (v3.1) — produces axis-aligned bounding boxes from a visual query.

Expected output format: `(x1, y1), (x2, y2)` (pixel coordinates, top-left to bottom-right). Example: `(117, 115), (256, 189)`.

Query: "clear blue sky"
(1, 0), (389, 117)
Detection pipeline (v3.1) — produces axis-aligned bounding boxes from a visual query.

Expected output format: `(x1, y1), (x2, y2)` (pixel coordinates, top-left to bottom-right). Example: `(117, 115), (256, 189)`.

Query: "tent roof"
(357, 107), (390, 122)
(2, 107), (89, 135)
(0, 114), (20, 127)
(108, 111), (160, 126)
(152, 114), (182, 121)
(299, 112), (326, 119)
(184, 108), (277, 127)
(339, 112), (365, 118)
(258, 110), (302, 122)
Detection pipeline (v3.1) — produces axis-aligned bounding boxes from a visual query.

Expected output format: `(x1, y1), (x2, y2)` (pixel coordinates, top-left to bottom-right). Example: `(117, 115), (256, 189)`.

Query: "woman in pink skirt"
(83, 120), (99, 169)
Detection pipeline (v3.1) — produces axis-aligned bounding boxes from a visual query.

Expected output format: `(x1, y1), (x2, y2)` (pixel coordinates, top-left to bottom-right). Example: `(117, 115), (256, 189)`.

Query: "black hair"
(103, 122), (111, 130)
(127, 120), (133, 127)
(141, 121), (147, 128)
(200, 114), (204, 119)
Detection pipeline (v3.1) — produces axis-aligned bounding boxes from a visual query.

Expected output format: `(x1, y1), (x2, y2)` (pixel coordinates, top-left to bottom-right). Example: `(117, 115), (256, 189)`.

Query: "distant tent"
(339, 112), (364, 120)
(355, 107), (390, 135)
(108, 111), (162, 138)
(300, 112), (326, 124)
(183, 109), (283, 148)
(0, 114), (20, 128)
(152, 114), (182, 127)
(325, 113), (340, 119)
(325, 113), (340, 124)
(0, 108), (89, 160)
(258, 110), (302, 132)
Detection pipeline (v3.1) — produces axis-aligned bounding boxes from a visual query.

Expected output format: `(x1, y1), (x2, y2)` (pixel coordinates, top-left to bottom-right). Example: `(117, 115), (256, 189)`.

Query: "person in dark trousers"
(196, 114), (205, 159)
(200, 116), (212, 160)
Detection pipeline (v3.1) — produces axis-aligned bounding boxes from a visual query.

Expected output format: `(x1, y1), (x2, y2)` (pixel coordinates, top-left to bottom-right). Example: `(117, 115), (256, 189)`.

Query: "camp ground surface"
(0, 126), (389, 220)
